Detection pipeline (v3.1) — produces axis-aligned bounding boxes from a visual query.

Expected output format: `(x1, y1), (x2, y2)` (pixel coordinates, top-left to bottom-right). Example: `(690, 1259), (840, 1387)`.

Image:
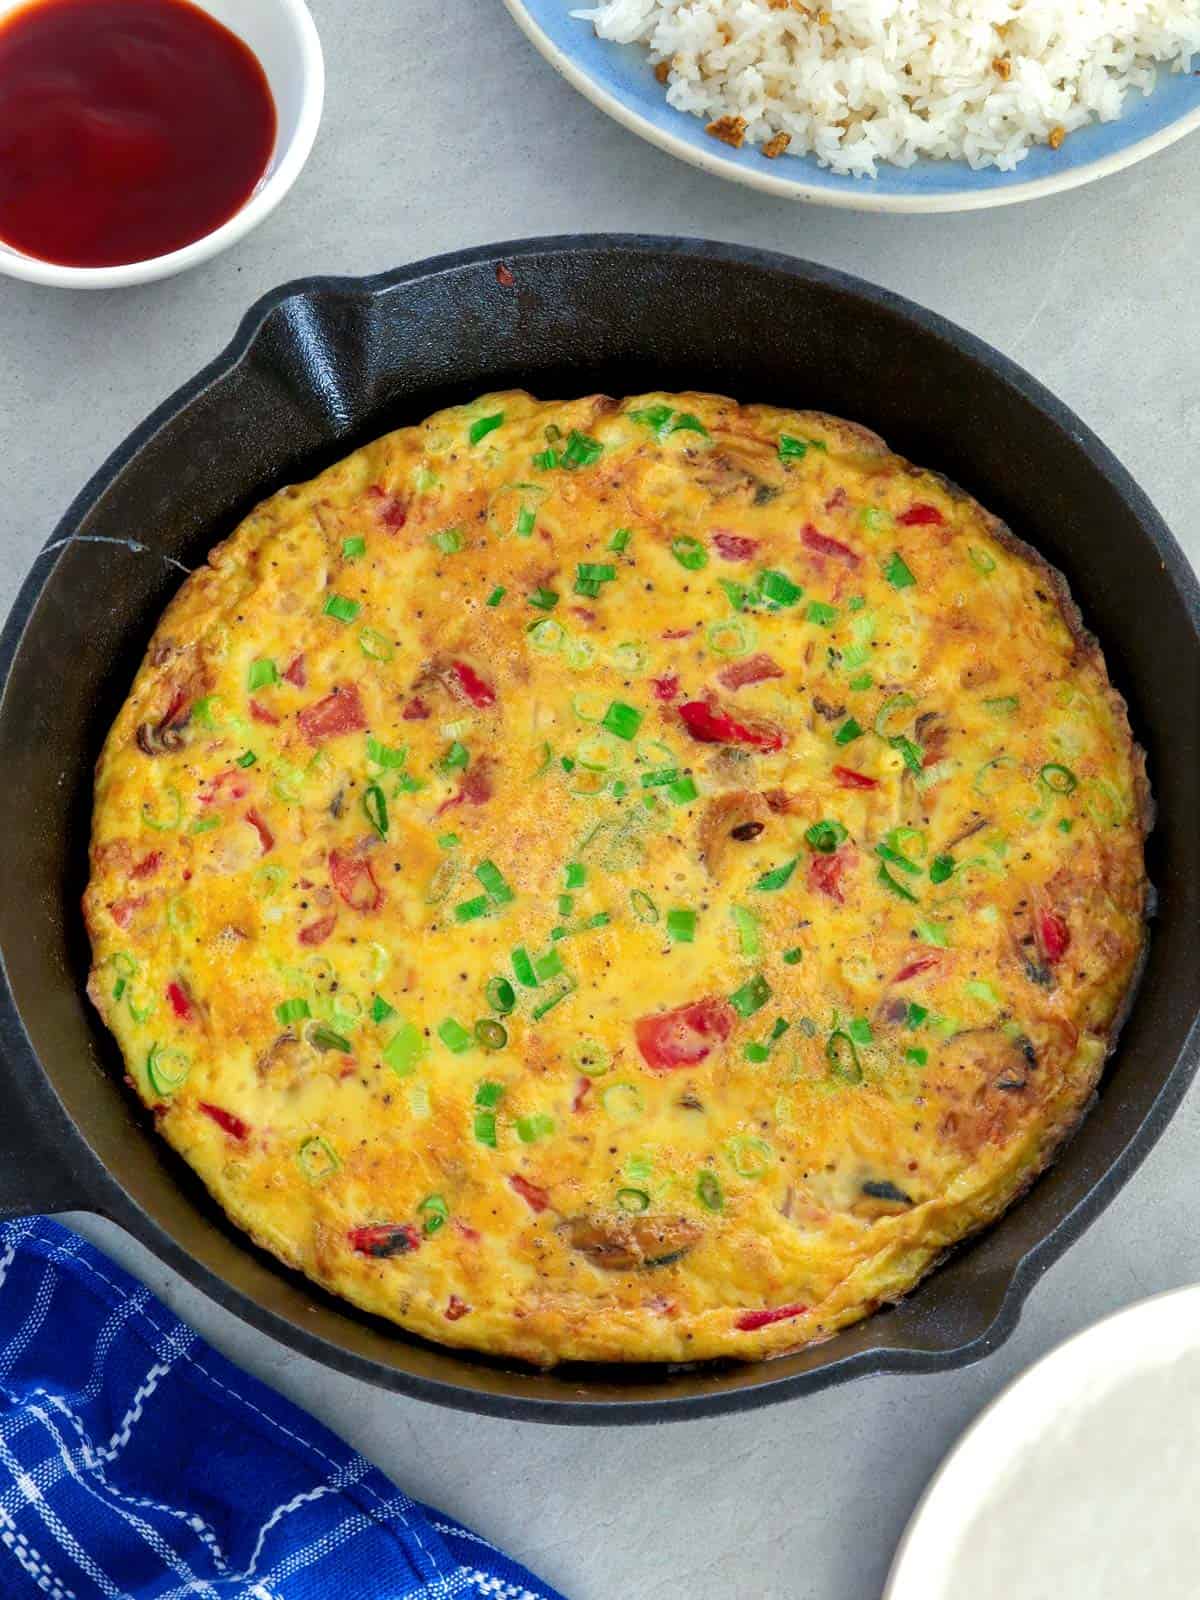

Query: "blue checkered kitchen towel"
(0, 1217), (567, 1600)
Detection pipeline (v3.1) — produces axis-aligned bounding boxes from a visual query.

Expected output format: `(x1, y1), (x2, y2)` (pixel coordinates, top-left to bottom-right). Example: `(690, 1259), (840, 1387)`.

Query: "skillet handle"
(0, 1088), (97, 1220)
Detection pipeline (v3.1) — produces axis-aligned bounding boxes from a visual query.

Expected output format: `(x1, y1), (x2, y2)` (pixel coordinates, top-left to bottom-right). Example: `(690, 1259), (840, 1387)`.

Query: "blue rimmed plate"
(501, 0), (1200, 211)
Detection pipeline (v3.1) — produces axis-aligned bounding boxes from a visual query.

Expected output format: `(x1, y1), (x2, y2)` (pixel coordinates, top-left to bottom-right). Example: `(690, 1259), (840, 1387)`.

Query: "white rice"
(572, 0), (1200, 174)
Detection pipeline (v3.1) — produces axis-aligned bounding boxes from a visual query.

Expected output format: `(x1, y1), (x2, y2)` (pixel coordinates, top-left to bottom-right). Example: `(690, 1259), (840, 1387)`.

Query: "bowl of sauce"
(0, 0), (323, 287)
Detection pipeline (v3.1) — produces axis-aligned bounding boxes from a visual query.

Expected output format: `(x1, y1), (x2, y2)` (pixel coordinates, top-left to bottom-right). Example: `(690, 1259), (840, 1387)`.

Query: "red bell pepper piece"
(651, 674), (681, 702)
(897, 503), (944, 526)
(808, 850), (851, 903)
(198, 768), (250, 807)
(801, 523), (860, 566)
(717, 653), (783, 692)
(245, 808), (274, 854)
(166, 980), (193, 1022)
(366, 485), (408, 529)
(130, 851), (162, 880)
(449, 660), (496, 708)
(712, 532), (759, 561)
(444, 1295), (471, 1321)
(402, 697), (431, 721)
(635, 997), (736, 1070)
(679, 700), (784, 752)
(347, 1223), (420, 1258)
(1038, 909), (1071, 963)
(893, 953), (940, 983)
(329, 850), (383, 912)
(832, 765), (878, 790)
(297, 912), (336, 947)
(297, 684), (367, 744)
(199, 1103), (249, 1141)
(282, 654), (307, 687)
(509, 1175), (550, 1213)
(735, 1303), (808, 1332)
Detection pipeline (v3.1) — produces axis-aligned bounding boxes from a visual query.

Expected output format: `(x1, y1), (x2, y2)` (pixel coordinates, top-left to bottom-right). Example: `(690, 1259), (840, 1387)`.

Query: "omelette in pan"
(84, 391), (1149, 1365)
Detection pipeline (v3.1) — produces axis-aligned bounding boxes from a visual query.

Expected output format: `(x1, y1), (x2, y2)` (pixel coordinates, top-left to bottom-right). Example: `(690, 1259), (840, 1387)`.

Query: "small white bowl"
(0, 0), (324, 289)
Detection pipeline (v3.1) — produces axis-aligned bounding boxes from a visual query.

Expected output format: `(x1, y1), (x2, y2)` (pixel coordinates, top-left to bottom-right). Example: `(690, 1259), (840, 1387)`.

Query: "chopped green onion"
(834, 718), (863, 746)
(929, 854), (955, 884)
(322, 594), (360, 623)
(878, 861), (918, 902)
(666, 908), (697, 944)
(297, 1135), (340, 1182)
(562, 430), (604, 469)
(641, 767), (680, 789)
(616, 1186), (650, 1212)
(532, 448), (559, 471)
(601, 701), (643, 741)
(860, 507), (887, 532)
(670, 535), (708, 571)
(247, 658), (277, 691)
(916, 919), (949, 948)
(719, 579), (749, 611)
(758, 568), (803, 606)
(778, 435), (808, 461)
(968, 546), (997, 575)
(806, 600), (837, 626)
(875, 842), (921, 876)
(696, 1171), (723, 1212)
(602, 1083), (643, 1122)
(189, 818), (219, 835)
(516, 1113), (554, 1143)
(342, 536), (366, 560)
(534, 948), (564, 981)
(874, 693), (917, 738)
(531, 976), (576, 1020)
(308, 1024), (351, 1053)
(475, 859), (514, 905)
(1040, 762), (1078, 795)
(848, 672), (873, 691)
(438, 1018), (473, 1053)
(983, 695), (1020, 714)
(512, 947), (538, 988)
(367, 735), (407, 770)
(358, 627), (394, 661)
(475, 1019), (508, 1051)
(907, 1002), (928, 1027)
(275, 998), (310, 1025)
(146, 1043), (189, 1096)
(440, 740), (470, 773)
(826, 1030), (862, 1084)
(527, 619), (565, 654)
(782, 946), (803, 965)
(848, 1017), (873, 1045)
(235, 750), (257, 769)
(558, 893), (574, 917)
(965, 979), (1002, 1006)
(1058, 818), (1074, 834)
(744, 1042), (770, 1064)
(706, 618), (755, 657)
(630, 889), (658, 924)
(905, 1047), (928, 1066)
(564, 862), (586, 890)
(475, 1080), (505, 1108)
(726, 1135), (772, 1179)
(805, 819), (847, 854)
(883, 552), (916, 589)
(669, 775), (699, 804)
(609, 527), (632, 552)
(438, 833), (460, 851)
(473, 1112), (497, 1146)
(142, 785), (183, 832)
(454, 895), (490, 924)
(418, 1194), (449, 1235)
(486, 585), (506, 607)
(432, 527), (464, 554)
(371, 995), (395, 1023)
(383, 1021), (426, 1076)
(362, 784), (388, 840)
(729, 974), (770, 1017)
(731, 905), (760, 958)
(528, 586), (559, 611)
(469, 412), (504, 445)
(890, 735), (925, 773)
(754, 858), (798, 892)
(484, 977), (515, 1016)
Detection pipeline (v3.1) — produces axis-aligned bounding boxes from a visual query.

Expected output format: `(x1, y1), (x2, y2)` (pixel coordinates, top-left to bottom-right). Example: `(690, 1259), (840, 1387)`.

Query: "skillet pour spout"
(0, 236), (1196, 1422)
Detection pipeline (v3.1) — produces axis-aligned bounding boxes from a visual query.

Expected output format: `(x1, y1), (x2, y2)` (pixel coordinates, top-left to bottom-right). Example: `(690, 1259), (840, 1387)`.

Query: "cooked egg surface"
(85, 392), (1148, 1365)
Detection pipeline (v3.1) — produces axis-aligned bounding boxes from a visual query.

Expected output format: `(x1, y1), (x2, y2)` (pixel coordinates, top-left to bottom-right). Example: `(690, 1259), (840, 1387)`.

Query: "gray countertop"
(2, 4), (1198, 1596)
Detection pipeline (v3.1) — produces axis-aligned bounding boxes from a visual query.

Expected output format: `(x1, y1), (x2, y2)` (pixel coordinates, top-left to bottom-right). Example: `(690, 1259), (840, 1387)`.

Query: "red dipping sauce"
(0, 0), (277, 268)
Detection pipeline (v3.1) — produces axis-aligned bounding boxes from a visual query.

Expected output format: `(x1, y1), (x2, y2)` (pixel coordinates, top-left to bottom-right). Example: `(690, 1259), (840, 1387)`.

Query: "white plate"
(886, 1286), (1200, 1600)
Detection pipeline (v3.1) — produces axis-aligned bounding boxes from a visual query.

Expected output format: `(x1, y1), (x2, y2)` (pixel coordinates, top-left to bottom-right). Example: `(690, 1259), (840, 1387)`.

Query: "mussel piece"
(861, 1179), (912, 1205)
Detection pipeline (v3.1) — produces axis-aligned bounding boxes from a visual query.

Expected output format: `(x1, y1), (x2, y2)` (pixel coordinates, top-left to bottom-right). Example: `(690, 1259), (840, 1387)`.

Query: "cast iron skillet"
(1, 236), (1197, 1424)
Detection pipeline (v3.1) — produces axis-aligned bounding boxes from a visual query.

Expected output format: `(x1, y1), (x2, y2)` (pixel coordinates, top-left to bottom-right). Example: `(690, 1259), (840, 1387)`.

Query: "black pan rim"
(1, 233), (1198, 1424)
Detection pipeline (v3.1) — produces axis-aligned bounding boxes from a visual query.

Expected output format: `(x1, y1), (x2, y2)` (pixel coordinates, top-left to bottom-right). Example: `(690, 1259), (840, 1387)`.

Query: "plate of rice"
(500, 0), (1200, 210)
